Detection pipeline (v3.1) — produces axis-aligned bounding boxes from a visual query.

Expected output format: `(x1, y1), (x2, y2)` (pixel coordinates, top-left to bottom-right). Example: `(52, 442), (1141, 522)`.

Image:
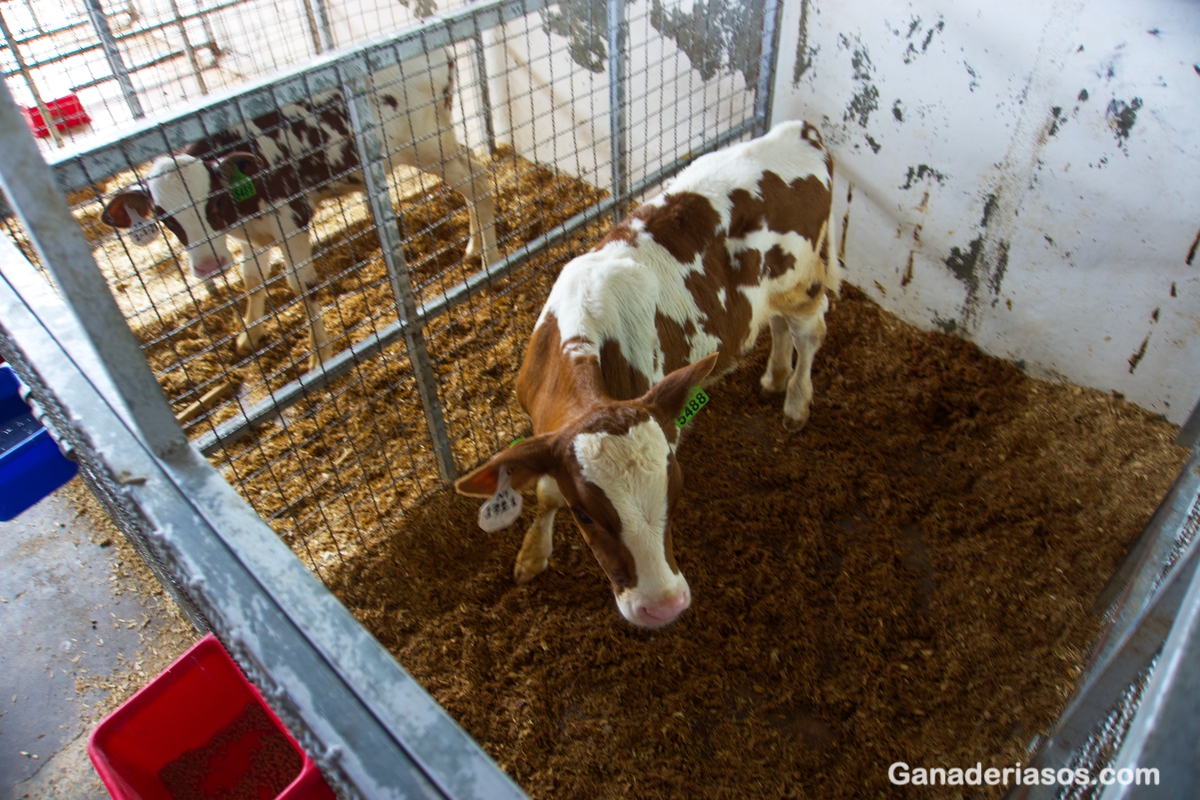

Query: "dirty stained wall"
(772, 0), (1200, 424)
(478, 0), (758, 204)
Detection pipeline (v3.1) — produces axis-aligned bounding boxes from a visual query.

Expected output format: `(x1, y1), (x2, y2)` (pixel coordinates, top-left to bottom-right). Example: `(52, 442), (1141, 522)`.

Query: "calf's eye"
(574, 509), (594, 525)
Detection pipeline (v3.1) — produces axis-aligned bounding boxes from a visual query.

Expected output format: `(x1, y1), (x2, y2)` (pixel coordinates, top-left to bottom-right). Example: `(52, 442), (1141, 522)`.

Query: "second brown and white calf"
(455, 120), (840, 629)
(102, 48), (498, 371)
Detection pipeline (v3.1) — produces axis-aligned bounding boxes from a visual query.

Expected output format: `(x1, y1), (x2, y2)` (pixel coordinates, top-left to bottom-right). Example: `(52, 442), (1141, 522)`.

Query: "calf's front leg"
(514, 475), (563, 584)
(234, 246), (269, 359)
(278, 228), (331, 372)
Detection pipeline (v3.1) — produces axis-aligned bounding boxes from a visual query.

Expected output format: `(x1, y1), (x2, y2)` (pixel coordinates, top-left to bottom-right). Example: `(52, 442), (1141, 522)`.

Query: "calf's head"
(102, 152), (265, 279)
(456, 354), (717, 628)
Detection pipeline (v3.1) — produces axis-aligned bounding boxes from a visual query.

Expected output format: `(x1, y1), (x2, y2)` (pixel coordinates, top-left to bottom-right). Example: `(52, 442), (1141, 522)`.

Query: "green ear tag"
(673, 386), (709, 429)
(509, 437), (526, 448)
(230, 166), (256, 202)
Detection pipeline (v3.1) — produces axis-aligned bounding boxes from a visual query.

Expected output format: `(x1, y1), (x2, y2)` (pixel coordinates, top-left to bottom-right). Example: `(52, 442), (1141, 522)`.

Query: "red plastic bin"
(88, 633), (335, 800)
(22, 94), (91, 138)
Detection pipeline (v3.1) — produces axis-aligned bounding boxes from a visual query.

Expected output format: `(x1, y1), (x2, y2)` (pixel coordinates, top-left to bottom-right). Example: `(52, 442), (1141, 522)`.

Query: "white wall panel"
(774, 0), (1200, 423)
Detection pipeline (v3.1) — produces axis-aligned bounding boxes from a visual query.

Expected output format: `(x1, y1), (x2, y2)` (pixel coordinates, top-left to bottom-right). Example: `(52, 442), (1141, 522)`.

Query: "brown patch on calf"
(635, 192), (721, 264)
(760, 172), (830, 245)
(681, 236), (754, 374)
(599, 339), (651, 401)
(555, 442), (639, 591)
(801, 121), (824, 148)
(770, 277), (826, 318)
(516, 315), (606, 433)
(596, 223), (639, 250)
(316, 106), (351, 138)
(654, 313), (695, 377)
(156, 208), (189, 246)
(101, 191), (153, 229)
(729, 171), (832, 249)
(763, 244), (796, 279)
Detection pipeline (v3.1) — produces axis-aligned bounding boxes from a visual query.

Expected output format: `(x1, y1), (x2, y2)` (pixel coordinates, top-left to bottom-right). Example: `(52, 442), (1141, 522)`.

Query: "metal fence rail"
(0, 233), (527, 799)
(1008, 447), (1200, 799)
(1, 0), (774, 585)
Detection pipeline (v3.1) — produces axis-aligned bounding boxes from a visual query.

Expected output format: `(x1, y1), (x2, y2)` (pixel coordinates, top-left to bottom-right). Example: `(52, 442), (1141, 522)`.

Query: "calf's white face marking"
(147, 155), (236, 279)
(573, 419), (690, 628)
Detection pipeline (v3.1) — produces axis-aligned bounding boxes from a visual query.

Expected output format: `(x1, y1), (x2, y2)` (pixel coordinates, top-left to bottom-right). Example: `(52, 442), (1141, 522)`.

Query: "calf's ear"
(217, 151), (266, 181)
(454, 434), (558, 497)
(101, 190), (153, 228)
(641, 352), (719, 419)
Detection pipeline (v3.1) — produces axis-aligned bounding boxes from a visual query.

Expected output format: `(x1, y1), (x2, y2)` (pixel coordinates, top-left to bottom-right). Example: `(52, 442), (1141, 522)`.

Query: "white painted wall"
(478, 5), (755, 193)
(773, 0), (1200, 424)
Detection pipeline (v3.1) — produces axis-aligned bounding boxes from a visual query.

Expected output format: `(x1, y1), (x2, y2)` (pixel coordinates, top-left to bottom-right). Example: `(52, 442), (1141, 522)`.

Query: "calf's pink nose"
(640, 593), (690, 623)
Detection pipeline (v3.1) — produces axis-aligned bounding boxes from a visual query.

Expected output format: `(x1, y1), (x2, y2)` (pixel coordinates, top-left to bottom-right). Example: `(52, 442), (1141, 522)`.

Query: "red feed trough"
(88, 633), (335, 800)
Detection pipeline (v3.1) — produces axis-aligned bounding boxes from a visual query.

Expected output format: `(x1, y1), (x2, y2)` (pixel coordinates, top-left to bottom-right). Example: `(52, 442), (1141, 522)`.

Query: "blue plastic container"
(0, 364), (78, 520)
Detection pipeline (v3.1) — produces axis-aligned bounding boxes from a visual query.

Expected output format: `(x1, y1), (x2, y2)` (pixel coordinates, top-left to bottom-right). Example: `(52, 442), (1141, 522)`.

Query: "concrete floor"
(1, 480), (188, 799)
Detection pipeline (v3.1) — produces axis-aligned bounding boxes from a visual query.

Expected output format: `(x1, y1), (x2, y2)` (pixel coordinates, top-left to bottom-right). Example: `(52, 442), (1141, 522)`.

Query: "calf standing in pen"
(456, 120), (840, 628)
(102, 48), (499, 372)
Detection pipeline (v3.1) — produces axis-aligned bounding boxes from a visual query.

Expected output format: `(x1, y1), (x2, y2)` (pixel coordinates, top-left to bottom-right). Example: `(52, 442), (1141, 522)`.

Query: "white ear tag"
(477, 466), (523, 532)
(126, 207), (160, 246)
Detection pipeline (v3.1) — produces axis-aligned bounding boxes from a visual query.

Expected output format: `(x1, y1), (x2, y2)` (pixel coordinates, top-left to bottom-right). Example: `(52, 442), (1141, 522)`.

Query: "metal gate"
(0, 0), (781, 794)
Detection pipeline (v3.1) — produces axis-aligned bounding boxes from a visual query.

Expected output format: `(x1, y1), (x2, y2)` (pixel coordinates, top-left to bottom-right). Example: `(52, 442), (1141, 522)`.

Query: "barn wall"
(772, 0), (1200, 425)
(479, 0), (758, 195)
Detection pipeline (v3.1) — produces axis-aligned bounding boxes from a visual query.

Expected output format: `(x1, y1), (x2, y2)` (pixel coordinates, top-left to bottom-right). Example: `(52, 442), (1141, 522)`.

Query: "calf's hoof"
(234, 333), (255, 358)
(513, 555), (548, 585)
(759, 371), (788, 397)
(782, 406), (810, 432)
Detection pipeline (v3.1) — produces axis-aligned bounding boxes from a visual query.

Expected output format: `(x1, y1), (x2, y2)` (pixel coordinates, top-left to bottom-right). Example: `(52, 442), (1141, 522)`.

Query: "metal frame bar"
(312, 0), (334, 52)
(0, 7), (65, 147)
(343, 59), (457, 481)
(606, 0), (627, 225)
(0, 237), (528, 800)
(82, 0), (145, 120)
(755, 0), (781, 131)
(191, 117), (760, 456)
(168, 0), (209, 96)
(472, 25), (497, 153)
(1100, 524), (1200, 798)
(0, 76), (179, 456)
(1008, 449), (1200, 799)
(1, 0), (246, 79)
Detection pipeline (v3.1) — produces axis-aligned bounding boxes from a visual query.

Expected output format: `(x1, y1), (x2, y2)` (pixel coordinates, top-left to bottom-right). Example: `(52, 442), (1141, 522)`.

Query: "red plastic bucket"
(21, 94), (91, 138)
(88, 633), (335, 800)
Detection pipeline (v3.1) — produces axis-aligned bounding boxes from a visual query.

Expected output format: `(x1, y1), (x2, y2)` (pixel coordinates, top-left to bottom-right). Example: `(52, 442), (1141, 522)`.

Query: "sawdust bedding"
(331, 284), (1186, 799)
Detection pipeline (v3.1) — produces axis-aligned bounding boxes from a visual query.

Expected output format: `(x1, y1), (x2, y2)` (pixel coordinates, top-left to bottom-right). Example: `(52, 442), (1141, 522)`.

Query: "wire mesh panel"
(0, 0), (477, 148)
(3, 0), (777, 585)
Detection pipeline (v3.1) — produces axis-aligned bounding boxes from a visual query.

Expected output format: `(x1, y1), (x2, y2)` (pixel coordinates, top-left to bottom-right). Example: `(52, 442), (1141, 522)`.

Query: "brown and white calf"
(455, 120), (840, 628)
(102, 48), (499, 371)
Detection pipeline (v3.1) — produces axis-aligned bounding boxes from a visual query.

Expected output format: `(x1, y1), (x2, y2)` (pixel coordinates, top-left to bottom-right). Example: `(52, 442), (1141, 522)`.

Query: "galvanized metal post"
(0, 79), (184, 457)
(312, 0), (334, 51)
(607, 0), (627, 225)
(0, 8), (64, 147)
(472, 26), (497, 154)
(168, 0), (208, 95)
(300, 0), (325, 55)
(82, 0), (144, 120)
(754, 0), (781, 133)
(342, 70), (458, 482)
